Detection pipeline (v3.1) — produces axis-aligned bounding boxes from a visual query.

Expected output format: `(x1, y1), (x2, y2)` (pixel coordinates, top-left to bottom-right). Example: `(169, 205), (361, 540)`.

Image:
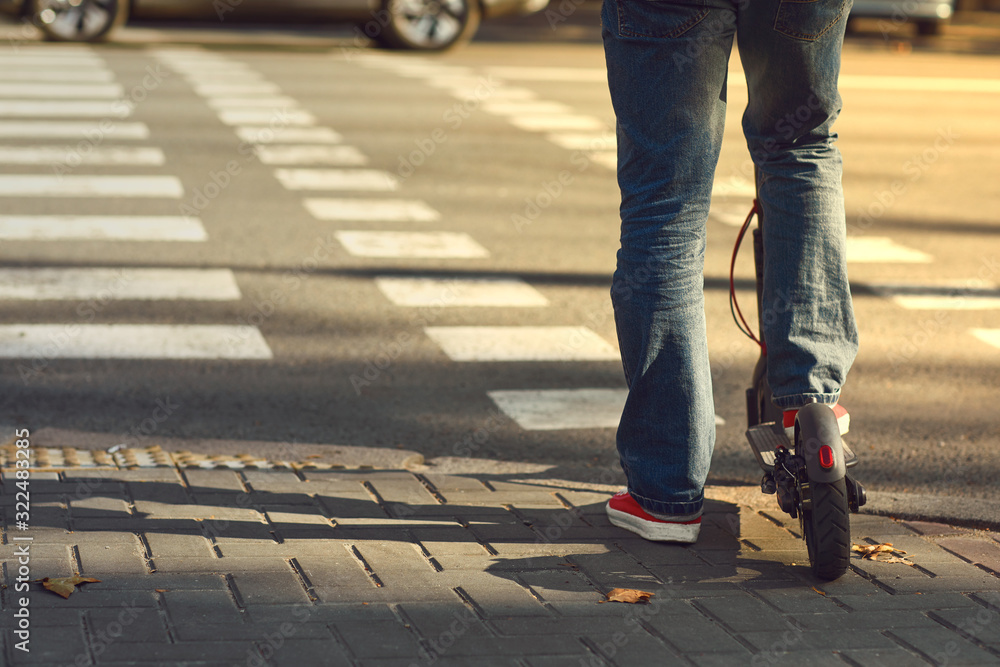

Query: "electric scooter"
(729, 197), (867, 580)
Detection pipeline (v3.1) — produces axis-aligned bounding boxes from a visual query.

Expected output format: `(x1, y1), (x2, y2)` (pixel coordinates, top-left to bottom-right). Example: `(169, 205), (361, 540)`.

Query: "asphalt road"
(0, 13), (997, 512)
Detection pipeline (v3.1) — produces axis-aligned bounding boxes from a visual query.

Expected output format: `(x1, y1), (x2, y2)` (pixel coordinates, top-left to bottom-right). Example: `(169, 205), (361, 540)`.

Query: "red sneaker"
(783, 403), (850, 441)
(606, 490), (701, 543)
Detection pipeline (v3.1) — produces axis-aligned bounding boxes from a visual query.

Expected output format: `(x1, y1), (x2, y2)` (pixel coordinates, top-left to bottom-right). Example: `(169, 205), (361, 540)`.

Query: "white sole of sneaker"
(606, 505), (700, 543)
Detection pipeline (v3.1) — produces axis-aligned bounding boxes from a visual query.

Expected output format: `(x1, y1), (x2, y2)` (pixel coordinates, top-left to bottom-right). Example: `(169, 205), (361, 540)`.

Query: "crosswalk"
(3, 45), (997, 440)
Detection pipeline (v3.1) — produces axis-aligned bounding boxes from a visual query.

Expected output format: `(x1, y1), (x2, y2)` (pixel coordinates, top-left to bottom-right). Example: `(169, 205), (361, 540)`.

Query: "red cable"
(729, 200), (763, 348)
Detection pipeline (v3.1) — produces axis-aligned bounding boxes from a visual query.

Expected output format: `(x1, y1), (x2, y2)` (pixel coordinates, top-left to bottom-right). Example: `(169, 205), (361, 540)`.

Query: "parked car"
(0, 0), (547, 50)
(849, 0), (955, 36)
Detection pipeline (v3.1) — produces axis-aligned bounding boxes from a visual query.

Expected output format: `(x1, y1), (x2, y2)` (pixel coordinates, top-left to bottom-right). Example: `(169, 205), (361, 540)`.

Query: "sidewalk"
(3, 440), (1000, 666)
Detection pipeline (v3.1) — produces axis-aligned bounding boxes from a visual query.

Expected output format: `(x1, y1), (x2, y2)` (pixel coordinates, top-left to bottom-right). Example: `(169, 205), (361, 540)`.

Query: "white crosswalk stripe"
(0, 120), (149, 139)
(254, 145), (367, 166)
(216, 108), (316, 126)
(846, 237), (933, 263)
(0, 100), (129, 117)
(424, 326), (619, 362)
(274, 168), (397, 191)
(0, 325), (272, 360)
(0, 146), (165, 166)
(972, 329), (1000, 349)
(376, 277), (548, 307)
(0, 175), (183, 198)
(304, 198), (439, 222)
(0, 268), (242, 301)
(336, 231), (489, 258)
(0, 83), (124, 98)
(0, 216), (207, 241)
(235, 126), (342, 145)
(0, 69), (115, 82)
(488, 388), (627, 430)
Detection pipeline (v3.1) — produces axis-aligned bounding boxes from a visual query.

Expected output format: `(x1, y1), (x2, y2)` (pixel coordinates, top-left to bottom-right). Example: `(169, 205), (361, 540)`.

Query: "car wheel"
(376, 0), (481, 51)
(915, 19), (943, 36)
(32, 0), (128, 42)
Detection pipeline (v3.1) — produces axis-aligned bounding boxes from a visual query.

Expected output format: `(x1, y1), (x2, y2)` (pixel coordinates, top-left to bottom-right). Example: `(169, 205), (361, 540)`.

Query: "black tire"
(915, 19), (943, 36)
(32, 0), (127, 43)
(375, 0), (481, 51)
(803, 478), (851, 580)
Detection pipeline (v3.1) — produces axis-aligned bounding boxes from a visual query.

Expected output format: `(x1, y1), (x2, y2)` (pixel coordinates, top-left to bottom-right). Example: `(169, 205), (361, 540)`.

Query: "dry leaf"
(603, 588), (654, 604)
(811, 587), (827, 596)
(851, 543), (913, 565)
(880, 555), (916, 566)
(37, 575), (101, 599)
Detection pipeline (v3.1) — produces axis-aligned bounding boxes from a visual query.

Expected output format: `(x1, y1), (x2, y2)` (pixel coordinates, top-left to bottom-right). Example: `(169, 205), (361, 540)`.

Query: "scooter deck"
(746, 422), (858, 472)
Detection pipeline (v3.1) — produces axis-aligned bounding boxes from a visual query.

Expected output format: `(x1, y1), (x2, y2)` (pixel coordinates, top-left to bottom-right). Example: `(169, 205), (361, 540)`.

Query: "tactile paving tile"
(0, 441), (364, 472)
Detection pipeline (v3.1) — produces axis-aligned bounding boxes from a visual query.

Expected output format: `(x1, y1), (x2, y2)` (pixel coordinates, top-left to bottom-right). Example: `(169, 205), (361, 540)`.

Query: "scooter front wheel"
(802, 477), (851, 580)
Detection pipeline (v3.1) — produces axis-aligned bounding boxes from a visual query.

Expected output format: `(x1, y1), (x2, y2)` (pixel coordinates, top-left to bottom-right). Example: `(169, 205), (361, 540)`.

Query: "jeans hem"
(772, 392), (841, 409)
(630, 488), (704, 516)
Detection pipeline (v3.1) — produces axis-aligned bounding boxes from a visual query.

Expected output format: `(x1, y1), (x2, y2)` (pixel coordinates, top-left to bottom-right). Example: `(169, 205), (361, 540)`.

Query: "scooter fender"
(794, 403), (847, 484)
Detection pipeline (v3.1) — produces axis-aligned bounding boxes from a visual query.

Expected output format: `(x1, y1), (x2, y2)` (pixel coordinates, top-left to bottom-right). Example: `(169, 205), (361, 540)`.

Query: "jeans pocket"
(614, 0), (710, 39)
(773, 0), (850, 41)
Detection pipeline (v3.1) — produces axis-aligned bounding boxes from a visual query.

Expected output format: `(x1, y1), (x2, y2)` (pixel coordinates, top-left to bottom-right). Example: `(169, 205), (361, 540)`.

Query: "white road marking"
(488, 388), (626, 430)
(0, 56), (106, 68)
(869, 281), (1000, 310)
(838, 74), (1000, 94)
(508, 115), (606, 132)
(0, 146), (164, 166)
(0, 69), (115, 82)
(972, 329), (1000, 349)
(0, 176), (183, 198)
(489, 388), (724, 430)
(193, 82), (281, 96)
(216, 109), (315, 127)
(547, 132), (616, 152)
(304, 198), (439, 222)
(274, 169), (397, 191)
(336, 231), (488, 258)
(0, 324), (272, 360)
(0, 120), (149, 139)
(375, 277), (548, 307)
(0, 100), (129, 118)
(588, 152), (617, 170)
(235, 126), (342, 145)
(424, 326), (619, 362)
(205, 96), (299, 109)
(0, 215), (207, 241)
(481, 101), (573, 116)
(846, 237), (933, 263)
(0, 268), (241, 301)
(254, 145), (367, 166)
(486, 67), (607, 82)
(0, 83), (123, 98)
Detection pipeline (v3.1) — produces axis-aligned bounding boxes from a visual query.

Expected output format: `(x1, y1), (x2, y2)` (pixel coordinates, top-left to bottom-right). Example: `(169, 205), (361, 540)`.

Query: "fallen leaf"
(880, 555), (916, 566)
(811, 587), (827, 596)
(37, 575), (101, 599)
(602, 588), (654, 604)
(851, 543), (913, 564)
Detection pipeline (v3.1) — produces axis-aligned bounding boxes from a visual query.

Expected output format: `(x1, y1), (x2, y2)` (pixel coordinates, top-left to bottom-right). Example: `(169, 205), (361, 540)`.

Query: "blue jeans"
(603, 0), (859, 515)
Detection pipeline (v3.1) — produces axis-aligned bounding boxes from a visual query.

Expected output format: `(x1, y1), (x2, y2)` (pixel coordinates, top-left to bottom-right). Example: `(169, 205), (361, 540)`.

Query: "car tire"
(915, 19), (943, 36)
(375, 0), (481, 51)
(32, 0), (128, 43)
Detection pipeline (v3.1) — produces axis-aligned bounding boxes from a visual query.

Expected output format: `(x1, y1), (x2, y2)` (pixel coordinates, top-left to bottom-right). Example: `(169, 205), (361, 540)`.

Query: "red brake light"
(818, 445), (835, 469)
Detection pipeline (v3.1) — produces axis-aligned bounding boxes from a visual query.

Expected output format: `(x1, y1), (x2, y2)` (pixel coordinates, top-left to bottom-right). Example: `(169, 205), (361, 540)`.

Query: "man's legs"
(602, 0), (737, 516)
(737, 0), (859, 409)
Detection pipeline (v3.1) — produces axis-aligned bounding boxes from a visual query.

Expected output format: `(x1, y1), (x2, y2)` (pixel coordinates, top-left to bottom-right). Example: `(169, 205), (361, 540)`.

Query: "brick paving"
(3, 457), (1000, 666)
